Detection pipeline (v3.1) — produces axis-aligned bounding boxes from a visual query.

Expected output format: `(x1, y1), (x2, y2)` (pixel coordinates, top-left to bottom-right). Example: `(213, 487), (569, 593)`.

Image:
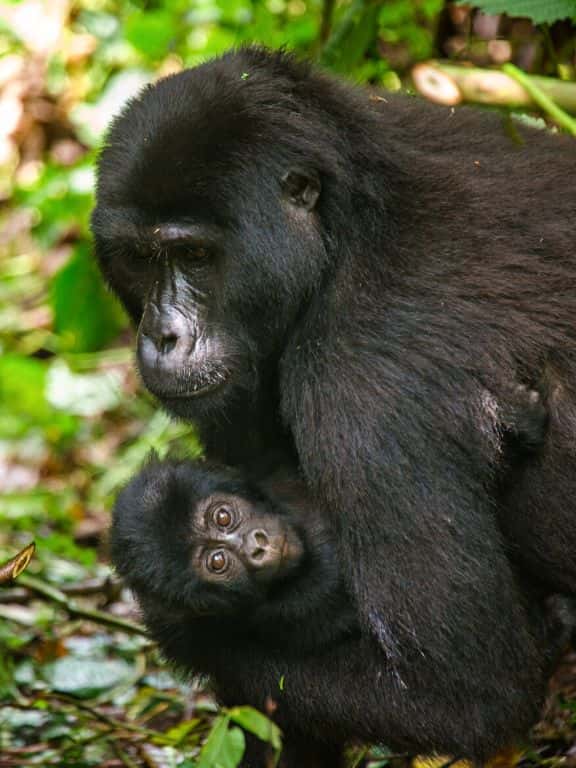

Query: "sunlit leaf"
(46, 361), (122, 416)
(125, 11), (179, 59)
(229, 706), (282, 750)
(0, 355), (77, 439)
(321, 0), (380, 73)
(42, 657), (134, 698)
(459, 0), (576, 23)
(51, 243), (126, 353)
(197, 715), (245, 768)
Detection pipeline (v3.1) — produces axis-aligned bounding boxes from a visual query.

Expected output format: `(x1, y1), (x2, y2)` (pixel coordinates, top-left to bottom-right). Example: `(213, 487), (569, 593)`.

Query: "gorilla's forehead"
(97, 53), (308, 216)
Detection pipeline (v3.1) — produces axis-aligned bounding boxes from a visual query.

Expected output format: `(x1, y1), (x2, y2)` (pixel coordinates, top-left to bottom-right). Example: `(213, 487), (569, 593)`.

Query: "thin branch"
(503, 63), (576, 135)
(16, 572), (148, 637)
(0, 575), (121, 604)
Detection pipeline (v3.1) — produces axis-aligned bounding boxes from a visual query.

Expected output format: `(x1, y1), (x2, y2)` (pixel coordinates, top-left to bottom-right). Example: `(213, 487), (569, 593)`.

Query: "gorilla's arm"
(281, 316), (544, 712)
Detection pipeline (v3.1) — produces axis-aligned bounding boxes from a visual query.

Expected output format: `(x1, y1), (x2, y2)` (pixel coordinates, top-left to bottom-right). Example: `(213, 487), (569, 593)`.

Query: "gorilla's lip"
(280, 534), (304, 567)
(157, 379), (227, 399)
(142, 370), (231, 401)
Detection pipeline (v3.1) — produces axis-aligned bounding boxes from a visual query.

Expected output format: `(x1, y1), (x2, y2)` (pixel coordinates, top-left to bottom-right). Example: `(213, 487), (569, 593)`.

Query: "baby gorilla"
(111, 461), (340, 625)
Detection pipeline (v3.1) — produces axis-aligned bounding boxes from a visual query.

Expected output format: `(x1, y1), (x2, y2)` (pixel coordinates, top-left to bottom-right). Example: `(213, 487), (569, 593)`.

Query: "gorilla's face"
(92, 61), (325, 421)
(110, 460), (320, 618)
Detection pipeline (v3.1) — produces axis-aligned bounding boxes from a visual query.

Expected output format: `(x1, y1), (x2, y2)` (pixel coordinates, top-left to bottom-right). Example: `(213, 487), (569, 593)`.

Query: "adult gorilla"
(92, 47), (576, 761)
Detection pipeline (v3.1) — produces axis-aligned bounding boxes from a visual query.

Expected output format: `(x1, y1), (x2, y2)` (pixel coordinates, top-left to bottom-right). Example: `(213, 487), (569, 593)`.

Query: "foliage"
(461, 0), (576, 25)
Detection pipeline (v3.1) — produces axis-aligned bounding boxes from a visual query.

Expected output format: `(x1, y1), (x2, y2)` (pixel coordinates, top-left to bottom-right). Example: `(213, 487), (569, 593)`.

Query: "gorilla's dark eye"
(172, 244), (210, 262)
(190, 246), (209, 261)
(214, 506), (232, 528)
(208, 550), (228, 573)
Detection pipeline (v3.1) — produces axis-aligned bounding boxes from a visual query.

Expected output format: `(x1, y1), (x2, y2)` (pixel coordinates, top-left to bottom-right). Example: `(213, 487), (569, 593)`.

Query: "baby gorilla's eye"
(214, 506), (232, 528)
(208, 550), (228, 573)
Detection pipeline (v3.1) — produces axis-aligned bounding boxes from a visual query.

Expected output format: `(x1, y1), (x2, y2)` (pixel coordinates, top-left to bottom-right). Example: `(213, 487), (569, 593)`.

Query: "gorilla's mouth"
(162, 376), (228, 399)
(140, 365), (231, 401)
(280, 531), (305, 567)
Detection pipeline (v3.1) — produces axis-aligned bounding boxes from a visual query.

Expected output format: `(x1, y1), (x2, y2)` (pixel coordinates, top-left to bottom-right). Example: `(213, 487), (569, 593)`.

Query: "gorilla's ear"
(281, 169), (320, 211)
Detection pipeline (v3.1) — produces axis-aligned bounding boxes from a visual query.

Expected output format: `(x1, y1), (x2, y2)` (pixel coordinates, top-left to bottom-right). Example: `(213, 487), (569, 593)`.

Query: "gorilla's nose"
(138, 309), (197, 372)
(244, 529), (273, 567)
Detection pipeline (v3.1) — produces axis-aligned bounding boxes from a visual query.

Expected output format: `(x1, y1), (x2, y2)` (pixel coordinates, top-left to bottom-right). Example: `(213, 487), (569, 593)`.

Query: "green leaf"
(125, 11), (179, 59)
(197, 714), (245, 768)
(163, 717), (202, 744)
(229, 706), (282, 750)
(46, 361), (122, 416)
(51, 243), (126, 353)
(41, 658), (133, 698)
(321, 0), (381, 73)
(14, 161), (94, 248)
(0, 355), (48, 426)
(459, 0), (576, 24)
(0, 355), (77, 440)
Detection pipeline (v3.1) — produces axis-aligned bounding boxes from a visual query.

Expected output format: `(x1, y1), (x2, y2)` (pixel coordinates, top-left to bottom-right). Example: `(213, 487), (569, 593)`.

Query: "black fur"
(111, 460), (568, 768)
(93, 47), (576, 763)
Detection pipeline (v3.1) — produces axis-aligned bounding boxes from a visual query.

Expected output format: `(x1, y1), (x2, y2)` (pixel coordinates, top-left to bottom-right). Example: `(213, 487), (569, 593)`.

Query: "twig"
(0, 575), (122, 604)
(113, 743), (141, 768)
(502, 63), (576, 136)
(49, 693), (162, 739)
(16, 572), (148, 637)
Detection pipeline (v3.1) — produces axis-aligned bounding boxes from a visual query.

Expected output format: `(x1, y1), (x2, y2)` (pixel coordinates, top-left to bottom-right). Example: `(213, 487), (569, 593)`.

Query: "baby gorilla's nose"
(245, 529), (270, 564)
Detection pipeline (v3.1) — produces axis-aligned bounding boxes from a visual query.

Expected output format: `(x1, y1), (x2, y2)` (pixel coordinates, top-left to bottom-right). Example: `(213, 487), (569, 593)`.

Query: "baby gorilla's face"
(190, 492), (304, 587)
(110, 461), (315, 616)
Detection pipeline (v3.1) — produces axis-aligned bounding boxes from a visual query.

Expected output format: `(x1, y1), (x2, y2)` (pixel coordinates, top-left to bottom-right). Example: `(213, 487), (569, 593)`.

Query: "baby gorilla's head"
(186, 483), (303, 586)
(110, 460), (316, 617)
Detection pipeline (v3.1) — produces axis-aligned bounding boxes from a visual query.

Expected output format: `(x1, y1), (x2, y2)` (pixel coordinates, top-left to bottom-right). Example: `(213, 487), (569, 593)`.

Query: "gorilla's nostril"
(252, 547), (265, 560)
(160, 334), (179, 354)
(254, 531), (268, 547)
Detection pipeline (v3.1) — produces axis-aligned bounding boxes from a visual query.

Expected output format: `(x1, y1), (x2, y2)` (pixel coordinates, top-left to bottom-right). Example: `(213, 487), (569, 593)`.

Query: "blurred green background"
(0, 0), (575, 765)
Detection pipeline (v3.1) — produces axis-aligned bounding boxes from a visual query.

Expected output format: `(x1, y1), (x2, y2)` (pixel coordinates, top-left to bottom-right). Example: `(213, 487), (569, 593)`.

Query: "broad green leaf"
(164, 717), (202, 743)
(0, 355), (77, 439)
(0, 355), (48, 425)
(223, 727), (246, 767)
(51, 243), (126, 353)
(229, 706), (282, 750)
(125, 12), (179, 59)
(321, 0), (381, 73)
(459, 0), (576, 23)
(46, 361), (122, 416)
(42, 658), (133, 698)
(197, 714), (245, 768)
